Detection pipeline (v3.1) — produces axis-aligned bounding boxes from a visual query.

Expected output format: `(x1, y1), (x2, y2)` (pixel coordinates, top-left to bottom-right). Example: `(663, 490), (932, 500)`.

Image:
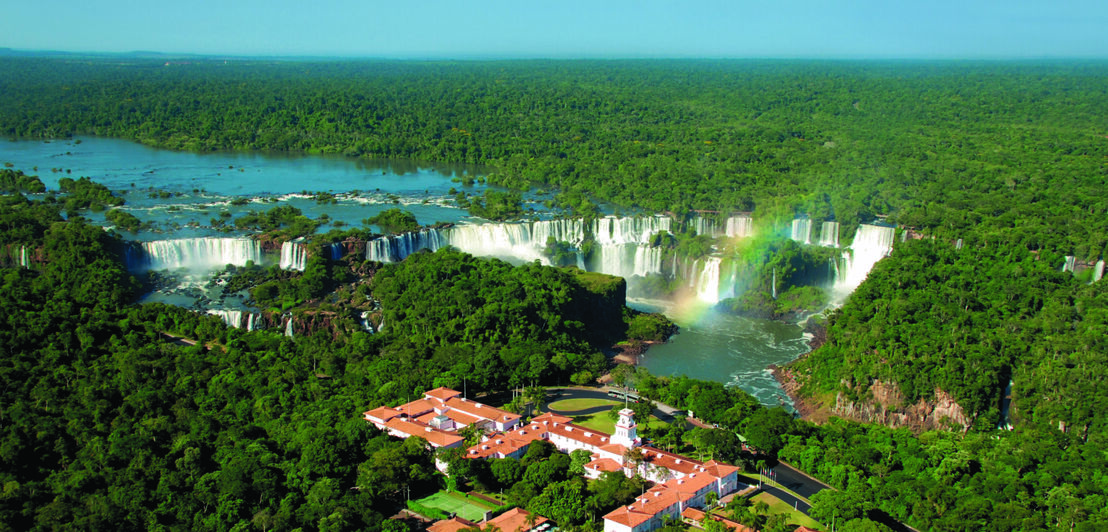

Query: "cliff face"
(831, 380), (971, 432)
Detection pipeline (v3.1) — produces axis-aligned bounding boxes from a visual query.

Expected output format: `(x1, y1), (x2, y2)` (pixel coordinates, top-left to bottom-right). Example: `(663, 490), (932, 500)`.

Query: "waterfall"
(818, 221), (840, 248)
(280, 240), (308, 271)
(365, 229), (445, 263)
(19, 245), (29, 268)
(439, 216), (669, 274)
(725, 215), (754, 238)
(1063, 255), (1076, 273)
(998, 380), (1014, 430)
(1094, 260), (1104, 282)
(790, 219), (812, 245)
(328, 242), (344, 260)
(365, 215), (740, 299)
(208, 309), (261, 330)
(772, 268), (777, 299)
(690, 217), (720, 237)
(368, 216), (670, 266)
(360, 311), (374, 333)
(955, 238), (964, 250)
(590, 243), (665, 278)
(697, 258), (721, 303)
(530, 219), (587, 246)
(284, 315), (294, 337)
(592, 216), (671, 245)
(135, 238), (261, 271)
(444, 223), (546, 262)
(718, 260), (739, 300)
(833, 224), (896, 297)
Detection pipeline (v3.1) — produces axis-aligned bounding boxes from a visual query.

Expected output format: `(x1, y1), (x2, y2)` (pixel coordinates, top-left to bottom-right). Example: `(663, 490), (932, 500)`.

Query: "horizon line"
(3, 46), (1107, 63)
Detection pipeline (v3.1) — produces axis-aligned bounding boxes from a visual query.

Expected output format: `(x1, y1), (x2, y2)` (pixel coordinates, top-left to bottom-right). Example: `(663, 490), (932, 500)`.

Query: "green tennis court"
(413, 491), (497, 522)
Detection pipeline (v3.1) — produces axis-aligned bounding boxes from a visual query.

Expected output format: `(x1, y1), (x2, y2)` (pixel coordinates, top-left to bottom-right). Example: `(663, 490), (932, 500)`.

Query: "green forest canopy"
(4, 57), (1108, 530)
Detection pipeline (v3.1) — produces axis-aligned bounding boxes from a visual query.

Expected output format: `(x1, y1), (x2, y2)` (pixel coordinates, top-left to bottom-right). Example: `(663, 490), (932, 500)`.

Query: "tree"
(524, 386), (547, 417)
(528, 479), (588, 525)
(742, 408), (794, 457)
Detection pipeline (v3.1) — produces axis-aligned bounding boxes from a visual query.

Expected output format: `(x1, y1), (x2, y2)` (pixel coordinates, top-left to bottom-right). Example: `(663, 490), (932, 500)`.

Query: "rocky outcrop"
(832, 380), (971, 432)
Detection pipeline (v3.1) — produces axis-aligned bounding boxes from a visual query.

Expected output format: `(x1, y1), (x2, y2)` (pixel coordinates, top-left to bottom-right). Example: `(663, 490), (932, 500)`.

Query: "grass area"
(413, 491), (497, 522)
(569, 411), (668, 434)
(750, 492), (824, 530)
(547, 398), (620, 411)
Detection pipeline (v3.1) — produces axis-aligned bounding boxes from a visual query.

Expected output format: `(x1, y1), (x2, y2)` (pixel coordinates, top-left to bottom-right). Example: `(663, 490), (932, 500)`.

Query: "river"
(1, 136), (829, 407)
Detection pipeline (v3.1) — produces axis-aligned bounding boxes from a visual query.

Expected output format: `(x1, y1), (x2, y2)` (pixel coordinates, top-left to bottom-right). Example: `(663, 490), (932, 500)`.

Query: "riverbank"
(770, 318), (832, 423)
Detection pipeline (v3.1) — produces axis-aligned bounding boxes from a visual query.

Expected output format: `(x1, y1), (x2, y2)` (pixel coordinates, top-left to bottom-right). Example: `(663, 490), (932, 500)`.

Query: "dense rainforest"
(0, 189), (681, 530)
(3, 56), (1108, 530)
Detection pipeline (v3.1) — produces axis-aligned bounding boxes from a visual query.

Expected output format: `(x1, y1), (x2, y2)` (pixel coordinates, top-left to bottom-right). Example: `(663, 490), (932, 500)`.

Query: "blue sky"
(3, 0), (1106, 59)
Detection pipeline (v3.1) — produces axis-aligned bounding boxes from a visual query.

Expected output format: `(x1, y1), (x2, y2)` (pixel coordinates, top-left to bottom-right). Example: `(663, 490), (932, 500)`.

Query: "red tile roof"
(486, 508), (548, 532)
(681, 507), (707, 521)
(636, 445), (709, 477)
(428, 517), (476, 532)
(702, 460), (739, 478)
(714, 515), (757, 532)
(661, 472), (717, 499)
(466, 430), (544, 459)
(585, 457), (624, 473)
(604, 485), (681, 527)
(383, 417), (464, 448)
(532, 412), (572, 424)
(364, 406), (400, 423)
(603, 504), (657, 528)
(416, 408), (483, 428)
(445, 397), (521, 425)
(425, 387), (464, 402)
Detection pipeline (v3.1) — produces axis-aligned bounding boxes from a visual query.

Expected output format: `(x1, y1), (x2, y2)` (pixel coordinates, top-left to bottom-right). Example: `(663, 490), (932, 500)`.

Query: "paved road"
(741, 474), (813, 515)
(771, 461), (829, 501)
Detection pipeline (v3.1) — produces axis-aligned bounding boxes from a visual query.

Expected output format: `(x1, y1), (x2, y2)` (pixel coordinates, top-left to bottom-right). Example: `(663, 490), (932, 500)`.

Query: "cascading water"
(443, 223), (548, 262)
(1063, 255), (1076, 273)
(998, 380), (1014, 430)
(725, 215), (754, 238)
(19, 245), (28, 268)
(694, 257), (722, 303)
(284, 315), (294, 337)
(134, 238), (261, 271)
(208, 309), (261, 330)
(280, 240), (308, 271)
(690, 217), (720, 237)
(790, 218), (812, 245)
(360, 311), (374, 333)
(771, 267), (777, 299)
(1094, 260), (1104, 282)
(592, 216), (671, 245)
(365, 229), (445, 263)
(833, 224), (896, 298)
(366, 215), (729, 302)
(595, 244), (665, 278)
(818, 221), (840, 248)
(327, 243), (345, 260)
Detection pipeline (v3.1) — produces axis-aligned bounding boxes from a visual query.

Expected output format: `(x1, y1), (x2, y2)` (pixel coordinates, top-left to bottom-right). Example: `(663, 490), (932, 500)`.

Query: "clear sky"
(3, 0), (1106, 59)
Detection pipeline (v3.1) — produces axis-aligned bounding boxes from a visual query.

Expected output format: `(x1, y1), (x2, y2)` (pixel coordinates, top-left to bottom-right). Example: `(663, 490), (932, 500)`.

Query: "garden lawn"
(570, 412), (668, 435)
(547, 398), (620, 411)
